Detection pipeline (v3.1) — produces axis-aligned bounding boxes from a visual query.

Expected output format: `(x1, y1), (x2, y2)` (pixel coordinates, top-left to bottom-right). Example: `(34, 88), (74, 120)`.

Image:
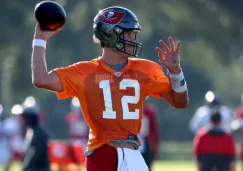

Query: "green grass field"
(153, 160), (241, 171)
(2, 141), (242, 171)
(2, 160), (242, 171)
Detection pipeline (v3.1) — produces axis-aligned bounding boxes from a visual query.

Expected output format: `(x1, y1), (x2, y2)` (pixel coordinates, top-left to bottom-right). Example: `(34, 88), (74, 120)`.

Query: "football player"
(139, 102), (159, 168)
(2, 104), (26, 171)
(66, 97), (89, 148)
(21, 97), (50, 171)
(189, 91), (233, 134)
(193, 111), (236, 171)
(31, 6), (189, 171)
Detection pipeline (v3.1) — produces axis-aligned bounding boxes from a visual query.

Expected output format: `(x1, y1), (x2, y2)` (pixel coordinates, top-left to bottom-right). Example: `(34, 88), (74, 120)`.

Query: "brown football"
(34, 1), (67, 31)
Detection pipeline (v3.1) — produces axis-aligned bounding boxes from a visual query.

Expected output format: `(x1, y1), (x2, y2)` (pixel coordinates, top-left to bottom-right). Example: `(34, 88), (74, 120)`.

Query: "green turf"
(152, 160), (196, 171)
(2, 160), (242, 171)
(1, 141), (241, 171)
(152, 160), (242, 171)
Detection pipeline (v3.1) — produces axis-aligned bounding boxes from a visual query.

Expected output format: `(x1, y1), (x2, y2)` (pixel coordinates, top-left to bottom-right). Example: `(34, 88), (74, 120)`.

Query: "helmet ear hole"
(115, 43), (123, 50)
(114, 27), (123, 34)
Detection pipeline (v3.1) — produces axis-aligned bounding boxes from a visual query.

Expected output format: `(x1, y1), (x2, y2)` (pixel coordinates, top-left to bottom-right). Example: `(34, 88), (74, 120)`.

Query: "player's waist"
(85, 134), (140, 156)
(107, 142), (135, 149)
(107, 134), (139, 150)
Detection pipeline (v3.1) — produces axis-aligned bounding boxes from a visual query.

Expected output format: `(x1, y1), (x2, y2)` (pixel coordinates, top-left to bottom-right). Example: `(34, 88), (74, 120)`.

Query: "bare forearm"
(172, 90), (189, 108)
(31, 24), (63, 91)
(161, 90), (189, 109)
(163, 67), (189, 108)
(31, 46), (48, 85)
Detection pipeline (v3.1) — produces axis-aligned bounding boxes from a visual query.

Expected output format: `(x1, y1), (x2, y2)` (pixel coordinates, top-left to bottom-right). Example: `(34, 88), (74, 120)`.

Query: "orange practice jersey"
(54, 57), (171, 151)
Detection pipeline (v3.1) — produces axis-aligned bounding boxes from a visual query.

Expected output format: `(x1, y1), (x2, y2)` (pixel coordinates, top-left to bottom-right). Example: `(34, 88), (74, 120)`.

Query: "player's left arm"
(161, 90), (188, 109)
(155, 37), (189, 109)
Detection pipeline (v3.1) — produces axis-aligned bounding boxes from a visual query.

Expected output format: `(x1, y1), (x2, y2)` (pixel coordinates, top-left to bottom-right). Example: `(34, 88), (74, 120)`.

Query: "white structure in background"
(189, 91), (233, 134)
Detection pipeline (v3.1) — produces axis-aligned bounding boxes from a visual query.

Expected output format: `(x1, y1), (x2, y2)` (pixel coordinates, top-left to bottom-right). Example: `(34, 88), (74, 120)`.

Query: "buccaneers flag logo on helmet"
(98, 11), (125, 25)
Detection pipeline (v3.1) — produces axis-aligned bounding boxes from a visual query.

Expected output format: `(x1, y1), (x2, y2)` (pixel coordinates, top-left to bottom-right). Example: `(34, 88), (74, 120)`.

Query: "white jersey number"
(99, 79), (140, 120)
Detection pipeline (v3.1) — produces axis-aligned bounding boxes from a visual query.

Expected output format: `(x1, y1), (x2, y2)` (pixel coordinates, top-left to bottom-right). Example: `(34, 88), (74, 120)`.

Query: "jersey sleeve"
(53, 62), (93, 99)
(142, 60), (171, 98)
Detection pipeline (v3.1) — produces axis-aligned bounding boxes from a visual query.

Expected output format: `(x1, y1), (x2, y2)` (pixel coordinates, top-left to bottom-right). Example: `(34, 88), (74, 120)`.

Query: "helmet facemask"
(112, 27), (142, 57)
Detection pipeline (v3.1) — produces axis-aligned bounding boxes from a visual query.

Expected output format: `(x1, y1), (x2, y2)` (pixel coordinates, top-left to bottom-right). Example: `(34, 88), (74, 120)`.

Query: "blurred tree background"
(0, 0), (243, 141)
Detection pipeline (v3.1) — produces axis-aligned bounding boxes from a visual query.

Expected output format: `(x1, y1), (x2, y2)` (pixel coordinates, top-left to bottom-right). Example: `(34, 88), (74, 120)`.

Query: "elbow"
(32, 79), (45, 88)
(32, 77), (47, 88)
(32, 72), (49, 88)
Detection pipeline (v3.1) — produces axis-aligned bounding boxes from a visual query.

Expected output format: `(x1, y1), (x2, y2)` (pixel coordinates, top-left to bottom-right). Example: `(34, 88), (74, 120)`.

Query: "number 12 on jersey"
(99, 79), (140, 120)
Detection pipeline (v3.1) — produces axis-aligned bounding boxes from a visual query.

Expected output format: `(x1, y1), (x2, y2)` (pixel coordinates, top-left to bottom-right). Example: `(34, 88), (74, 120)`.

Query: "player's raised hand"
(34, 23), (61, 40)
(155, 37), (181, 74)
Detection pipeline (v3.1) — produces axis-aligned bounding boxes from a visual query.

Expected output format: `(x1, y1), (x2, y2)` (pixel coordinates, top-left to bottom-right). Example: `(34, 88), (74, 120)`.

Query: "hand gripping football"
(34, 1), (67, 31)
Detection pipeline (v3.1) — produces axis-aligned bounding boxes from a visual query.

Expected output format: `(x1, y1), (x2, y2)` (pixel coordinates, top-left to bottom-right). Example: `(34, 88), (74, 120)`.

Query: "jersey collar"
(97, 57), (133, 76)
